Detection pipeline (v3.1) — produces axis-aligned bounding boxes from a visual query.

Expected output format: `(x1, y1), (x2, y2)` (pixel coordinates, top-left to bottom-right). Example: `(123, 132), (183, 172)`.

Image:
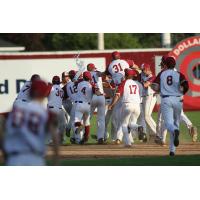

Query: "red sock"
(84, 126), (90, 140)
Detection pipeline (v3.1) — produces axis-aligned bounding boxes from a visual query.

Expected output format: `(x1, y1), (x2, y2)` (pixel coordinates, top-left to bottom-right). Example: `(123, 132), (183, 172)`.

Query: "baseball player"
(74, 71), (95, 144)
(61, 71), (73, 135)
(62, 70), (82, 144)
(106, 51), (130, 143)
(47, 76), (66, 144)
(13, 74), (40, 107)
(139, 63), (157, 139)
(108, 69), (144, 147)
(152, 56), (189, 156)
(155, 56), (198, 145)
(102, 74), (115, 141)
(3, 80), (59, 166)
(87, 63), (105, 144)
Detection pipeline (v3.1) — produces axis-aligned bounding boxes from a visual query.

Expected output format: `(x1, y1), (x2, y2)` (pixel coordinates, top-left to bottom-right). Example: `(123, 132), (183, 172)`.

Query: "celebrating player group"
(0, 51), (198, 165)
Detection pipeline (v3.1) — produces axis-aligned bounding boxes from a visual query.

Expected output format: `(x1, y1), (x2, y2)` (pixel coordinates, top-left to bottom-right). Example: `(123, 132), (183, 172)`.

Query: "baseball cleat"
(143, 135), (148, 143)
(138, 126), (145, 141)
(169, 152), (175, 156)
(65, 128), (71, 137)
(70, 137), (76, 144)
(124, 144), (132, 148)
(189, 126), (198, 142)
(174, 129), (179, 147)
(115, 139), (121, 145)
(97, 138), (104, 144)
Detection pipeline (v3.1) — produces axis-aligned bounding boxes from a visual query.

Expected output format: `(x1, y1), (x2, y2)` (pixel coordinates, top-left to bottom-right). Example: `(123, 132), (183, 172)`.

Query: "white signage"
(0, 57), (106, 112)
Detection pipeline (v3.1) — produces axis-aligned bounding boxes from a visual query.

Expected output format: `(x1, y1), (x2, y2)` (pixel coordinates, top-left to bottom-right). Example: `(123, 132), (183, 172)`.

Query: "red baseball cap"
(112, 51), (120, 60)
(87, 63), (96, 71)
(140, 63), (151, 71)
(68, 70), (76, 80)
(83, 71), (92, 80)
(124, 68), (137, 76)
(30, 80), (50, 98)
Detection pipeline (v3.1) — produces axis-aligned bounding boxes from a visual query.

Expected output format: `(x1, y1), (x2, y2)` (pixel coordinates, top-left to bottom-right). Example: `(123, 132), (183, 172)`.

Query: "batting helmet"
(83, 71), (92, 81)
(52, 76), (61, 85)
(124, 68), (137, 77)
(30, 74), (40, 82)
(30, 80), (50, 98)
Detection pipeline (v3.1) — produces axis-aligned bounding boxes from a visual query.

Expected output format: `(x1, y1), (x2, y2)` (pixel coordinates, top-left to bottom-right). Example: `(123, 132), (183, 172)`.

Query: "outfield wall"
(0, 48), (199, 112)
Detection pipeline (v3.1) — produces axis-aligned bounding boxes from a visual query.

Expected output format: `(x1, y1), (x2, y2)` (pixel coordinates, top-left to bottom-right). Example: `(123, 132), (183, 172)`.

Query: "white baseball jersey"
(90, 71), (104, 94)
(108, 59), (129, 85)
(77, 80), (94, 103)
(117, 79), (141, 104)
(140, 72), (155, 96)
(16, 81), (31, 102)
(4, 102), (51, 155)
(66, 81), (79, 102)
(154, 69), (186, 96)
(48, 84), (64, 109)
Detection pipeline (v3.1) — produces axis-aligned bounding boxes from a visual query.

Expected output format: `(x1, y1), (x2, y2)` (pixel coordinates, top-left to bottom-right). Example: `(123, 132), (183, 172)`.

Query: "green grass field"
(51, 111), (200, 166)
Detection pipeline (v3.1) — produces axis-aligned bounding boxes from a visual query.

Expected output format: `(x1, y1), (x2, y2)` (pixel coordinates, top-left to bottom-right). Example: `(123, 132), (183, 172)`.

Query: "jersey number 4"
(167, 76), (173, 86)
(113, 63), (123, 73)
(129, 85), (137, 94)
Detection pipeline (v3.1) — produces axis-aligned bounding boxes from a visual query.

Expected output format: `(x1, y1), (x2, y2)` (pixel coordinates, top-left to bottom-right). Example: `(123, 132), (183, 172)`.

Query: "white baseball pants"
(142, 94), (157, 135)
(90, 95), (105, 140)
(161, 96), (182, 153)
(121, 102), (141, 145)
(104, 98), (113, 140)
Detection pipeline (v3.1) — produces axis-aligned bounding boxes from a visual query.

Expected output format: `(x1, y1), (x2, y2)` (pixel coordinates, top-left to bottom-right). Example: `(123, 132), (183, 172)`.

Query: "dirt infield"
(47, 142), (200, 159)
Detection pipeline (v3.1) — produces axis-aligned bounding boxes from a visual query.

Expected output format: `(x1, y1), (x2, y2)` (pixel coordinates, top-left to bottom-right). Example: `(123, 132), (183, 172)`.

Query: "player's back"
(90, 71), (104, 94)
(66, 81), (78, 103)
(48, 84), (64, 108)
(120, 79), (141, 104)
(77, 81), (93, 103)
(4, 102), (49, 155)
(16, 81), (31, 102)
(160, 69), (182, 96)
(108, 59), (129, 84)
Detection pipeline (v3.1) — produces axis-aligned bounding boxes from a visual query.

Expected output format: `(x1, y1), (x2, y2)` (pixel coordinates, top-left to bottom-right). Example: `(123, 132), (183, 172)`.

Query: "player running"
(152, 56), (189, 156)
(108, 69), (145, 147)
(3, 80), (59, 166)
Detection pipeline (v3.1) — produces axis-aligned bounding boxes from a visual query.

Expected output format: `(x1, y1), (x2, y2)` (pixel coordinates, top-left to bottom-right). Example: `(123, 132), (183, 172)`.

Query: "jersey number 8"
(167, 76), (173, 86)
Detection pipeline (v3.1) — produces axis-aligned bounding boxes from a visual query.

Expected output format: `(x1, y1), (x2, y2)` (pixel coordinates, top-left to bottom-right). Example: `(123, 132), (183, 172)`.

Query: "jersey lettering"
(129, 85), (137, 94)
(167, 75), (173, 86)
(113, 63), (123, 73)
(81, 87), (86, 95)
(22, 85), (30, 93)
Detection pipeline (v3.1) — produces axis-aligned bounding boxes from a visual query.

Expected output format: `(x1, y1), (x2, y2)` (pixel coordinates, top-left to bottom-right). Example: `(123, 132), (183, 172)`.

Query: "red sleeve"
(116, 80), (126, 96)
(153, 71), (163, 85)
(148, 75), (156, 83)
(179, 72), (189, 94)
